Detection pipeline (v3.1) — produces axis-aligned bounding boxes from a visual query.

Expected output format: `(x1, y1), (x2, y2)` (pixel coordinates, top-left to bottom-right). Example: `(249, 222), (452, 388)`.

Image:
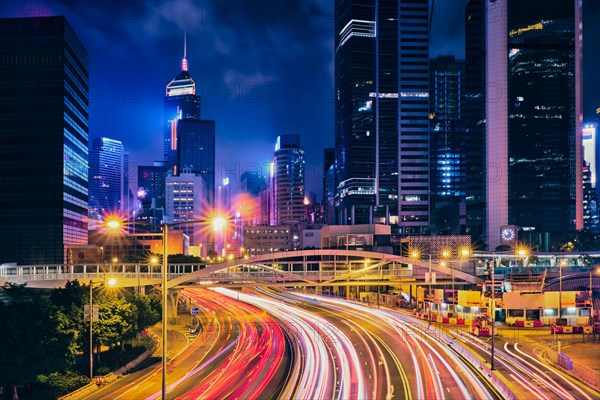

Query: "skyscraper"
(271, 134), (305, 225)
(137, 162), (168, 212)
(123, 151), (130, 218)
(463, 0), (486, 244)
(323, 148), (335, 225)
(164, 34), (200, 173)
(88, 137), (124, 221)
(165, 171), (207, 246)
(177, 119), (215, 204)
(429, 56), (467, 235)
(485, 0), (583, 250)
(164, 34), (215, 206)
(334, 0), (430, 232)
(0, 16), (89, 264)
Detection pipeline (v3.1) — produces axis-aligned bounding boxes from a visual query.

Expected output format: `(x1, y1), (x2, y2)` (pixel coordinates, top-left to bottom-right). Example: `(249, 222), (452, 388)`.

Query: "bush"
(32, 371), (89, 398)
(95, 344), (146, 373)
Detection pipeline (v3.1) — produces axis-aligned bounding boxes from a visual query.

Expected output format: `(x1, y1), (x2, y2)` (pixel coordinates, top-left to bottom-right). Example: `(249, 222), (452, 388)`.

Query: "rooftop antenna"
(182, 31), (188, 71)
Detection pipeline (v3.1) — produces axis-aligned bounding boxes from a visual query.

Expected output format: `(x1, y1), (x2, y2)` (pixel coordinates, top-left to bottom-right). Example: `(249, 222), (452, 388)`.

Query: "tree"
(168, 253), (203, 263)
(93, 295), (135, 350)
(128, 293), (161, 334)
(0, 289), (74, 399)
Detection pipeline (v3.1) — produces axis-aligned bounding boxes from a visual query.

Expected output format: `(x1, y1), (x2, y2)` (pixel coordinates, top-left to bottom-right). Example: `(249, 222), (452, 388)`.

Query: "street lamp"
(559, 258), (569, 319)
(440, 248), (451, 303)
(87, 278), (116, 380)
(590, 267), (600, 325)
(104, 216), (210, 400)
(410, 249), (433, 324)
(458, 247), (471, 304)
(150, 256), (159, 275)
(491, 256), (497, 370)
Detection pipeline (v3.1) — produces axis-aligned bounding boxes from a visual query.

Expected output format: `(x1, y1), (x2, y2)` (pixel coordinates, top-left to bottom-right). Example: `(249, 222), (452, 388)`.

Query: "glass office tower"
(486, 0), (582, 249)
(334, 0), (430, 233)
(88, 137), (124, 221)
(0, 16), (89, 264)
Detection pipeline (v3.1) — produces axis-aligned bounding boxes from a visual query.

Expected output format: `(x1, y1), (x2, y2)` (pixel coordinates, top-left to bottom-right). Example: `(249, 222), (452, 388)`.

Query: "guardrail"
(545, 346), (600, 390)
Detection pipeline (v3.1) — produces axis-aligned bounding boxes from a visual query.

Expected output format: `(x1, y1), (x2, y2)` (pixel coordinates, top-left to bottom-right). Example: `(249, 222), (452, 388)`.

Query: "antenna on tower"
(182, 31), (188, 71)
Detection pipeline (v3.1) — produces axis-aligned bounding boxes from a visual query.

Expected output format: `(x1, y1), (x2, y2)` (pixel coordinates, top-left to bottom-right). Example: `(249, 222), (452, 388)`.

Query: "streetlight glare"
(516, 248), (528, 257)
(211, 216), (226, 232)
(150, 256), (159, 264)
(104, 217), (123, 231)
(108, 278), (117, 287)
(460, 247), (471, 258)
(442, 249), (451, 258)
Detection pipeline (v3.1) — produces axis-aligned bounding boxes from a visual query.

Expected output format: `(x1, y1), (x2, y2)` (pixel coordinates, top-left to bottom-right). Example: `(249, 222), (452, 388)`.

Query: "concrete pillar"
(167, 289), (181, 323)
(315, 286), (322, 295)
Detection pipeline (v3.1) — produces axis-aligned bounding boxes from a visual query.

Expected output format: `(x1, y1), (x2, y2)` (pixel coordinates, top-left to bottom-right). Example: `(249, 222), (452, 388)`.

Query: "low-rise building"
(243, 225), (293, 256)
(89, 230), (188, 261)
(320, 224), (392, 253)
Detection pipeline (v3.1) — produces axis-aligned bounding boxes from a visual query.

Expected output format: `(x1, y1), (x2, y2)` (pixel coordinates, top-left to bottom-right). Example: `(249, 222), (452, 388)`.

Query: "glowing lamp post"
(88, 278), (116, 380)
(104, 215), (215, 400)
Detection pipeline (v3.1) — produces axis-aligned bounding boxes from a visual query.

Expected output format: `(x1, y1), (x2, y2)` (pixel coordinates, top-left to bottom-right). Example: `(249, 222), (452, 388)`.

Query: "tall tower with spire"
(164, 33), (201, 172)
(163, 33), (215, 209)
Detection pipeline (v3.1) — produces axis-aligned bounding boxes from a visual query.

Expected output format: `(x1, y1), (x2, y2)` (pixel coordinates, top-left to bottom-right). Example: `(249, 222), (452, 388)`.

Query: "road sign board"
(191, 307), (199, 315)
(84, 305), (99, 322)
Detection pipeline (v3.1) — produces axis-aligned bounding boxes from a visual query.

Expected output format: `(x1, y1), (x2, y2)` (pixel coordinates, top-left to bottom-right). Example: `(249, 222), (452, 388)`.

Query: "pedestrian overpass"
(0, 249), (483, 289)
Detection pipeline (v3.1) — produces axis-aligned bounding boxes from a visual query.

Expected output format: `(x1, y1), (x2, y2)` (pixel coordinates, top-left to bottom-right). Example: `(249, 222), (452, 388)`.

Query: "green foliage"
(128, 293), (161, 332)
(94, 344), (146, 373)
(36, 371), (89, 397)
(94, 295), (135, 348)
(0, 281), (162, 395)
(168, 253), (203, 263)
(0, 292), (73, 387)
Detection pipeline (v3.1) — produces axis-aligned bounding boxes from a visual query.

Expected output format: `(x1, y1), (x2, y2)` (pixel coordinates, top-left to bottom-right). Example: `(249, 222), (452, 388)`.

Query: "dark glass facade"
(323, 148), (335, 225)
(334, 0), (429, 232)
(177, 119), (215, 205)
(463, 0), (486, 243)
(88, 137), (124, 220)
(164, 70), (201, 173)
(0, 16), (89, 264)
(507, 0), (579, 241)
(137, 162), (168, 211)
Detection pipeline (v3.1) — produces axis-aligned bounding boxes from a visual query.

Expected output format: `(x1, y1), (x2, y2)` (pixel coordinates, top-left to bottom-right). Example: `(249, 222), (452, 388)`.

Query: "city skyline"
(4, 0), (598, 198)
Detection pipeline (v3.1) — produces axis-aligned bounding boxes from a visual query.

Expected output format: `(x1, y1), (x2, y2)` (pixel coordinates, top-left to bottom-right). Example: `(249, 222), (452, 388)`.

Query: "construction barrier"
(563, 326), (573, 333)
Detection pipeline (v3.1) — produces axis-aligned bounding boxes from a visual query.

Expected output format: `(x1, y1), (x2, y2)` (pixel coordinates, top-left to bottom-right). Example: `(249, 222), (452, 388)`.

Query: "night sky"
(3, 0), (599, 198)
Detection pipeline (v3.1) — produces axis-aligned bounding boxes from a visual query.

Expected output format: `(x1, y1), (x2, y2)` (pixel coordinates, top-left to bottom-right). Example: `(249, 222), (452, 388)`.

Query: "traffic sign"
(191, 307), (199, 315)
(84, 305), (99, 322)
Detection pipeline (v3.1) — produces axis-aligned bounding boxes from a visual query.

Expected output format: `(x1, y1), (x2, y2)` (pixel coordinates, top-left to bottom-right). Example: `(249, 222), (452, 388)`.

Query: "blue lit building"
(0, 16), (89, 264)
(88, 137), (124, 221)
(429, 56), (467, 235)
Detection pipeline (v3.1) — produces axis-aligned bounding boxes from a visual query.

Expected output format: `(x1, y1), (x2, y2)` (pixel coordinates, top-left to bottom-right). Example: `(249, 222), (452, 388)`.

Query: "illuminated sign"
(509, 22), (544, 37)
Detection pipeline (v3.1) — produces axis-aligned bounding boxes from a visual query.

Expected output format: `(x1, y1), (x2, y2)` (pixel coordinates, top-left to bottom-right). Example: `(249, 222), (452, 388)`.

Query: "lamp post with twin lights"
(104, 215), (227, 400)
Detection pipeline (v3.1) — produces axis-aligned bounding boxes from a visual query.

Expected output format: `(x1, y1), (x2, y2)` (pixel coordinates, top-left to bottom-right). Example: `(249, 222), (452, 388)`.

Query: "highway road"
(82, 287), (600, 400)
(84, 289), (289, 400)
